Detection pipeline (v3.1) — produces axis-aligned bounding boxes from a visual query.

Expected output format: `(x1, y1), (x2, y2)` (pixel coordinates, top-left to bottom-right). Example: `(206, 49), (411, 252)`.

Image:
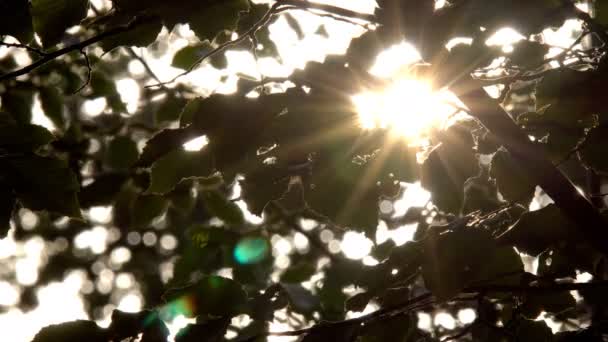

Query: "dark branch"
(0, 16), (146, 82)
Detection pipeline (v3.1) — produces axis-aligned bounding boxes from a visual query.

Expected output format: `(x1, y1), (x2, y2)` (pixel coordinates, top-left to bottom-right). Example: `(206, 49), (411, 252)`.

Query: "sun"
(352, 78), (462, 145)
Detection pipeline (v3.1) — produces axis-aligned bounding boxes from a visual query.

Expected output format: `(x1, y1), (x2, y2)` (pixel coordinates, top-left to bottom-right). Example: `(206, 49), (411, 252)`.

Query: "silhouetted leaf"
(132, 194), (168, 227)
(39, 87), (65, 129)
(201, 190), (244, 225)
(0, 0), (33, 43)
(175, 319), (230, 342)
(147, 149), (214, 194)
(490, 148), (536, 204)
(32, 320), (107, 342)
(136, 126), (199, 168)
(515, 318), (553, 341)
(163, 275), (248, 318)
(31, 0), (89, 47)
(579, 126), (608, 174)
(106, 136), (139, 170)
(101, 15), (163, 52)
(155, 94), (187, 124)
(0, 183), (15, 238)
(497, 204), (579, 256)
(0, 122), (54, 151)
(281, 262), (316, 283)
(7, 155), (81, 218)
(79, 173), (128, 208)
(422, 228), (494, 299)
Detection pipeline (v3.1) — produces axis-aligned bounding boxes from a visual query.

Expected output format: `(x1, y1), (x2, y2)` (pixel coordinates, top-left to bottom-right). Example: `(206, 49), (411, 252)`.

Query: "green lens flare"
(160, 296), (195, 319)
(234, 237), (268, 264)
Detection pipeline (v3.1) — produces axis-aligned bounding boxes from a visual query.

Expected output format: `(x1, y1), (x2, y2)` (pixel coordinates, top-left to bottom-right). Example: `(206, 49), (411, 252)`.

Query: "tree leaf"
(201, 190), (244, 225)
(422, 125), (478, 214)
(175, 319), (230, 342)
(155, 94), (187, 124)
(131, 194), (168, 227)
(101, 15), (163, 52)
(172, 42), (228, 70)
(0, 183), (16, 238)
(0, 123), (54, 151)
(1, 86), (34, 124)
(162, 275), (248, 318)
(7, 155), (81, 218)
(187, 0), (249, 41)
(0, 0), (34, 43)
(32, 320), (107, 342)
(136, 126), (199, 168)
(147, 149), (214, 194)
(422, 228), (495, 300)
(31, 0), (89, 47)
(490, 148), (536, 204)
(579, 126), (608, 174)
(515, 318), (553, 341)
(39, 87), (65, 129)
(79, 173), (128, 208)
(497, 204), (579, 256)
(106, 136), (139, 171)
(281, 262), (316, 283)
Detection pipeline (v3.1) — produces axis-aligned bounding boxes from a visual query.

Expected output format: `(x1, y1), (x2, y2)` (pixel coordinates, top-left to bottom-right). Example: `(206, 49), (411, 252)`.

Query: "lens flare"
(160, 295), (196, 319)
(352, 79), (465, 145)
(233, 237), (269, 265)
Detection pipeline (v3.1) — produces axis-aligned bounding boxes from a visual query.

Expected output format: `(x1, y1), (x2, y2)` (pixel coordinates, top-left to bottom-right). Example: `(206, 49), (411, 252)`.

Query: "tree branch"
(454, 76), (608, 257)
(0, 16), (146, 82)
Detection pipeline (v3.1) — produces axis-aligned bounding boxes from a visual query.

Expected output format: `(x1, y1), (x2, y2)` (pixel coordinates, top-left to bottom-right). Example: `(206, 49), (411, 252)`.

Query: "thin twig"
(73, 49), (92, 94)
(0, 16), (147, 82)
(0, 41), (47, 56)
(124, 47), (166, 87)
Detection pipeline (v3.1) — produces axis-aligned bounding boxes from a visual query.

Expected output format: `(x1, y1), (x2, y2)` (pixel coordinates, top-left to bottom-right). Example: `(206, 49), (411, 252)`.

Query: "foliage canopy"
(2, 0), (608, 341)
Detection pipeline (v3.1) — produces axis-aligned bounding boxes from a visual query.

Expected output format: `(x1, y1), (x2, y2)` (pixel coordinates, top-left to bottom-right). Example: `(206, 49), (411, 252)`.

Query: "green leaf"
(32, 320), (107, 342)
(497, 204), (579, 256)
(31, 0), (89, 47)
(490, 148), (536, 204)
(422, 228), (495, 300)
(422, 125), (478, 214)
(155, 95), (187, 124)
(537, 248), (577, 279)
(240, 164), (290, 216)
(79, 173), (128, 208)
(281, 262), (316, 283)
(175, 319), (230, 342)
(187, 0), (249, 41)
(136, 126), (199, 168)
(106, 136), (139, 171)
(475, 247), (524, 286)
(0, 0), (34, 43)
(39, 87), (65, 129)
(131, 194), (168, 227)
(521, 289), (576, 319)
(1, 86), (34, 124)
(90, 71), (127, 113)
(7, 155), (81, 218)
(515, 318), (553, 341)
(201, 190), (244, 225)
(162, 275), (248, 318)
(598, 0), (608, 26)
(579, 126), (608, 174)
(147, 149), (214, 194)
(172, 42), (228, 70)
(101, 15), (163, 52)
(0, 183), (15, 238)
(508, 41), (549, 68)
(0, 123), (54, 151)
(345, 292), (373, 312)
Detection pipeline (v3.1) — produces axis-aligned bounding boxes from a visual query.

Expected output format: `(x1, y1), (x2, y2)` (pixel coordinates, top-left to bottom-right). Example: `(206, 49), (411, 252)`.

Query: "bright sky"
(0, 0), (590, 341)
